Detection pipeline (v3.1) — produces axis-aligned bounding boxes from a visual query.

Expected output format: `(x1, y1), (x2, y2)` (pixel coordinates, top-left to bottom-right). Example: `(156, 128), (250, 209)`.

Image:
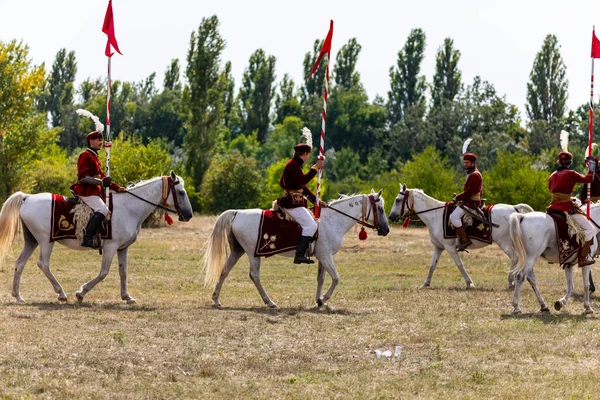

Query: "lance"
(102, 0), (122, 205)
(307, 20), (334, 219)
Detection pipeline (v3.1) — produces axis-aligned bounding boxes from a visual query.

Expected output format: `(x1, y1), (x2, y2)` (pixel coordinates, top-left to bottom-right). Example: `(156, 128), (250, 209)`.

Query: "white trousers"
(284, 207), (318, 237)
(449, 206), (466, 228)
(571, 213), (596, 242)
(80, 195), (109, 217)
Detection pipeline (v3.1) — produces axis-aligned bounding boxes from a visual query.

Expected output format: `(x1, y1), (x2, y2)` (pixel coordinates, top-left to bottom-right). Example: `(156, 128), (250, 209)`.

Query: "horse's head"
(389, 183), (409, 222)
(368, 188), (390, 236)
(167, 170), (193, 222)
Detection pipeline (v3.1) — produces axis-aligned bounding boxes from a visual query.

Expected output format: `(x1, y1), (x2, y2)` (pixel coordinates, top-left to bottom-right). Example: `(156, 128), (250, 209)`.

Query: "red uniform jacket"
(277, 156), (318, 208)
(455, 167), (482, 206)
(548, 168), (592, 212)
(70, 148), (123, 197)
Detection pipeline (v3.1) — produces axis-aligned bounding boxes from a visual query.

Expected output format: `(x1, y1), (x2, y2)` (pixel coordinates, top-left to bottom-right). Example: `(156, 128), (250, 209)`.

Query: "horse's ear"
(370, 188), (376, 195)
(402, 184), (406, 192)
(170, 170), (176, 180)
(377, 189), (383, 198)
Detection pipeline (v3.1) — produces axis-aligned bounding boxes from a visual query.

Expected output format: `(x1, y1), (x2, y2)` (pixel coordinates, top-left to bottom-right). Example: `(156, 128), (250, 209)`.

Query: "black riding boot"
(82, 212), (105, 249)
(294, 236), (315, 264)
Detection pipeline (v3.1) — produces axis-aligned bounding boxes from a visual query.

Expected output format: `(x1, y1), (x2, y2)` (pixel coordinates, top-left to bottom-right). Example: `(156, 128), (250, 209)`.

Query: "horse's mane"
(125, 176), (163, 189)
(328, 193), (358, 206)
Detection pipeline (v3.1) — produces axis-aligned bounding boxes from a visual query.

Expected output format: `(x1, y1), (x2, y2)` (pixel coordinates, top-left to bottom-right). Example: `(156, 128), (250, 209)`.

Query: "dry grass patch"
(0, 217), (599, 398)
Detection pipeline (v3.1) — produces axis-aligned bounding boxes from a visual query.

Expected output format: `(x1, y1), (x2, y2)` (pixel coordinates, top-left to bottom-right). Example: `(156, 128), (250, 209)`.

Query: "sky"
(2, 0), (600, 121)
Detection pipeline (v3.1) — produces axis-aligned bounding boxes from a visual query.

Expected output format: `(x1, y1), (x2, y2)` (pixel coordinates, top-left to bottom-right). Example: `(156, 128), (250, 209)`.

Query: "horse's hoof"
(419, 284), (430, 289)
(75, 291), (84, 302)
(126, 298), (137, 305)
(585, 307), (595, 314)
(554, 301), (563, 311)
(317, 298), (324, 307)
(211, 302), (221, 309)
(512, 308), (522, 315)
(58, 294), (68, 302)
(267, 303), (278, 309)
(540, 307), (550, 313)
(466, 283), (475, 289)
(15, 297), (25, 303)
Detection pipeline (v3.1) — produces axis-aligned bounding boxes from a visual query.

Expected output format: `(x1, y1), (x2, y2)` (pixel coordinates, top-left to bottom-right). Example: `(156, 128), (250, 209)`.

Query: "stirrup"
(578, 258), (595, 267)
(456, 239), (472, 252)
(294, 256), (315, 265)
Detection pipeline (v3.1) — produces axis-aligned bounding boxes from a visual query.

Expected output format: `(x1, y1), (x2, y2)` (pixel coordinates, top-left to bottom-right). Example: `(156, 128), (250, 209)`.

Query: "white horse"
(0, 171), (193, 304)
(509, 203), (600, 314)
(202, 190), (390, 308)
(388, 184), (534, 289)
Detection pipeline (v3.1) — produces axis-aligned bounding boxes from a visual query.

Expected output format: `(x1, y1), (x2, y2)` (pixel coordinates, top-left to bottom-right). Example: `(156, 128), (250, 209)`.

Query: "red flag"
(308, 20), (334, 79)
(592, 30), (600, 59)
(102, 0), (122, 57)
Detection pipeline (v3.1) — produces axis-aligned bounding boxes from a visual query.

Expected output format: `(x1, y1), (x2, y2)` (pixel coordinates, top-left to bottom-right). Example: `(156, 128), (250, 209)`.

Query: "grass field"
(0, 215), (599, 399)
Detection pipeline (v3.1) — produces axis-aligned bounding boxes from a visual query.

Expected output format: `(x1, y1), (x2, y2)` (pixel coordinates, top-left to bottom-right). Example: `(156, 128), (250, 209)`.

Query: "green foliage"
(200, 152), (264, 213)
(334, 38), (362, 91)
(107, 136), (173, 185)
(483, 151), (551, 211)
(526, 34), (568, 127)
(273, 74), (301, 125)
(431, 38), (462, 107)
(258, 116), (304, 166)
(400, 146), (459, 201)
(236, 49), (277, 142)
(23, 143), (73, 195)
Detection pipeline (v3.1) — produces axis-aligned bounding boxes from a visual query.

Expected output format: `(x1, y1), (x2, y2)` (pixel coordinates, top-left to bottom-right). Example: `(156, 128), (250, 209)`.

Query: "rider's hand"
(314, 159), (325, 169)
(117, 187), (126, 193)
(102, 176), (112, 188)
(318, 200), (327, 208)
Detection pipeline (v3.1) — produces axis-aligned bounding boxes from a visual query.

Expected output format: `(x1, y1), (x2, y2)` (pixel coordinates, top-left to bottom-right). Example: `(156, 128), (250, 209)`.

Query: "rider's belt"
(551, 192), (572, 203)
(591, 196), (600, 203)
(469, 194), (481, 201)
(284, 189), (305, 205)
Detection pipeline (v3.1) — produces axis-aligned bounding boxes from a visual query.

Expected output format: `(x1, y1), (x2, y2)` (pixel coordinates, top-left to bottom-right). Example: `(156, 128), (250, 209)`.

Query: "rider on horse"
(549, 151), (596, 266)
(277, 128), (326, 264)
(70, 130), (126, 248)
(579, 156), (600, 204)
(450, 152), (482, 252)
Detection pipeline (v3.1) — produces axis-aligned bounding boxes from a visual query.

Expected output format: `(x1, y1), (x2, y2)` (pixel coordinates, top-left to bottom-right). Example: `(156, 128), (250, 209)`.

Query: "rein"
(123, 176), (181, 216)
(327, 194), (380, 230)
(398, 190), (448, 227)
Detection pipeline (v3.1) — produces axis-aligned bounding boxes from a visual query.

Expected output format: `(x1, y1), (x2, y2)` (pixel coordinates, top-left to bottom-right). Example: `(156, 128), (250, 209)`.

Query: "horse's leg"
(76, 244), (118, 302)
(512, 259), (535, 314)
(318, 254), (339, 307)
(35, 242), (67, 302)
(555, 265), (574, 311)
(526, 270), (549, 313)
(497, 242), (518, 290)
(420, 245), (444, 288)
(211, 246), (244, 308)
(589, 269), (595, 294)
(117, 247), (136, 305)
(315, 260), (326, 304)
(248, 256), (277, 308)
(12, 232), (38, 303)
(582, 265), (594, 314)
(446, 246), (475, 289)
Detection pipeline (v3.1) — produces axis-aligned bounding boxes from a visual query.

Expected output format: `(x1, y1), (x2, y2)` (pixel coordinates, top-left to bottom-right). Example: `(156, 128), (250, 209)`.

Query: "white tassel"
(76, 109), (104, 134)
(560, 130), (569, 153)
(301, 127), (313, 148)
(462, 138), (472, 155)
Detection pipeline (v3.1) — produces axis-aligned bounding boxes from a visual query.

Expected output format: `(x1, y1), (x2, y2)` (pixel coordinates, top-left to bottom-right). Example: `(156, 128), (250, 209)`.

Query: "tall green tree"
(333, 38), (362, 91)
(163, 58), (181, 91)
(300, 39), (329, 135)
(220, 61), (237, 130)
(183, 15), (226, 190)
(236, 49), (276, 142)
(431, 38), (462, 107)
(388, 28), (427, 124)
(526, 34), (568, 127)
(273, 74), (301, 125)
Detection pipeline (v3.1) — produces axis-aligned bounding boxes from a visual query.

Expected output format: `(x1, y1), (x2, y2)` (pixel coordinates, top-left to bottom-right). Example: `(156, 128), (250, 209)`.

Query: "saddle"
(546, 209), (585, 267)
(254, 207), (317, 258)
(50, 194), (113, 244)
(443, 203), (494, 244)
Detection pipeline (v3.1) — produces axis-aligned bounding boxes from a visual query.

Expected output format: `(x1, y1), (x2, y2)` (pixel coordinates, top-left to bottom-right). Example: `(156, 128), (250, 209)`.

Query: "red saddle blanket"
(254, 210), (305, 258)
(442, 203), (494, 244)
(50, 194), (113, 242)
(546, 212), (580, 267)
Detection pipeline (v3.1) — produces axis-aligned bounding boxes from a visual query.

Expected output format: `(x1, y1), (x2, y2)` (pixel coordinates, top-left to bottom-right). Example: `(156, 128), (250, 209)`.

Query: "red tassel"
(402, 217), (411, 229)
(358, 227), (368, 240)
(164, 212), (174, 225)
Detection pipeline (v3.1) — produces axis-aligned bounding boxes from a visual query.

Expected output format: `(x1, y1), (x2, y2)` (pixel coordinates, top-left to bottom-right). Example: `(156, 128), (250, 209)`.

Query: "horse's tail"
(0, 192), (27, 265)
(514, 203), (534, 213)
(509, 213), (527, 276)
(202, 210), (237, 288)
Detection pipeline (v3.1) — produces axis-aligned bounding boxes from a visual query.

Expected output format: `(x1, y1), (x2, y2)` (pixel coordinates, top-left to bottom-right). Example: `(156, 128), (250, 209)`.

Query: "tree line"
(1, 16), (599, 213)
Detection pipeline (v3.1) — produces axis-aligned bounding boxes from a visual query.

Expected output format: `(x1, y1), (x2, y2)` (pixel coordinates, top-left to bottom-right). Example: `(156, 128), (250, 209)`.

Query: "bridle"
(396, 189), (448, 226)
(123, 176), (186, 221)
(327, 194), (381, 231)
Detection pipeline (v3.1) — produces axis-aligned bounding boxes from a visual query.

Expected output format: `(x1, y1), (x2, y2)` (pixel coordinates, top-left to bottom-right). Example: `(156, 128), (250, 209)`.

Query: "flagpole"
(105, 56), (112, 204)
(314, 52), (329, 219)
(588, 25), (596, 219)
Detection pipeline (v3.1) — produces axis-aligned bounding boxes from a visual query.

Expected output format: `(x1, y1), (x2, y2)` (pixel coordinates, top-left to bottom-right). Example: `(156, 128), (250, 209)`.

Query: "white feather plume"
(584, 143), (597, 159)
(560, 130), (569, 153)
(76, 109), (104, 134)
(462, 138), (472, 155)
(301, 127), (313, 148)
